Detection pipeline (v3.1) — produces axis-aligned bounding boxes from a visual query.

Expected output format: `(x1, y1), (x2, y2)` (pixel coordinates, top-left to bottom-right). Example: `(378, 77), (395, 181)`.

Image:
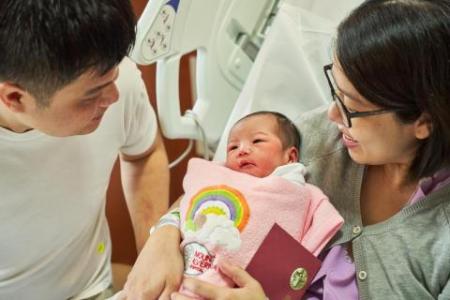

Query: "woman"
(124, 0), (450, 299)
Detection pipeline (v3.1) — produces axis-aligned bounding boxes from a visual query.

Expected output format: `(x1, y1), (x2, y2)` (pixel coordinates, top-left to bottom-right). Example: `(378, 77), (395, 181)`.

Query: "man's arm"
(123, 198), (184, 300)
(120, 131), (170, 251)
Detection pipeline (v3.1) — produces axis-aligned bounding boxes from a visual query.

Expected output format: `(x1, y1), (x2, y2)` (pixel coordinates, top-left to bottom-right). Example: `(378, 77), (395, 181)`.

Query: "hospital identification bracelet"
(149, 207), (181, 235)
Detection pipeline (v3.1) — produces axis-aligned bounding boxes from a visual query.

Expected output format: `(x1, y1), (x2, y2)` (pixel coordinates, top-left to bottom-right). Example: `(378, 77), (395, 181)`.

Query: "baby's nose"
(238, 144), (252, 155)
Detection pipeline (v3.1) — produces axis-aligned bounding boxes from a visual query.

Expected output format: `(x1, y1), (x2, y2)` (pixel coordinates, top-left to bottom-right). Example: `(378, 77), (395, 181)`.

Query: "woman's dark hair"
(0, 0), (136, 106)
(235, 111), (301, 152)
(336, 0), (450, 180)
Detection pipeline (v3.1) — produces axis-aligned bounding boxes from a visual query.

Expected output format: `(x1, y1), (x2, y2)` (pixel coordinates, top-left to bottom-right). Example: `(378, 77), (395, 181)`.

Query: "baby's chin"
(239, 168), (270, 178)
(226, 163), (270, 178)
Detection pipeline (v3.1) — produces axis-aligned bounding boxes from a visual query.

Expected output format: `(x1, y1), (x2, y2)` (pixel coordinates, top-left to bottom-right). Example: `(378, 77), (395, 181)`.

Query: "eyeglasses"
(323, 64), (396, 128)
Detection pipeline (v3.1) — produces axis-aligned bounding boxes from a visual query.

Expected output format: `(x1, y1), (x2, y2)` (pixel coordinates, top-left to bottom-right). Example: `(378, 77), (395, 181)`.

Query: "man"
(0, 1), (169, 299)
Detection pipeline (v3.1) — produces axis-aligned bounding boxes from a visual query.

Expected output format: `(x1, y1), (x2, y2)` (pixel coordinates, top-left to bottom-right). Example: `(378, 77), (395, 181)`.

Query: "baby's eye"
(253, 139), (263, 144)
(227, 145), (238, 151)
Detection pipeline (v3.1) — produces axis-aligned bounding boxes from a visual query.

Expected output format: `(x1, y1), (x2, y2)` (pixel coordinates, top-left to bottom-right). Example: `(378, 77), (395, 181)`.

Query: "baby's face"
(225, 114), (294, 177)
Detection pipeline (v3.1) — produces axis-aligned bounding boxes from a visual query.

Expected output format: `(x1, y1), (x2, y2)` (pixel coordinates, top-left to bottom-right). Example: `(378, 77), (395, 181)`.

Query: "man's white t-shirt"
(0, 58), (157, 299)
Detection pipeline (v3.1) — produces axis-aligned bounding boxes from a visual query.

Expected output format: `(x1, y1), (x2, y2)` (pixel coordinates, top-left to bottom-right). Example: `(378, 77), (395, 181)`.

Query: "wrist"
(149, 207), (181, 235)
(150, 223), (181, 246)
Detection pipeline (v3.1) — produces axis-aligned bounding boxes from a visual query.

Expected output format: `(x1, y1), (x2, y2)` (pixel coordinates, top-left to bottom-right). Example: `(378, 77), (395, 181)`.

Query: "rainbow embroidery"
(185, 185), (249, 232)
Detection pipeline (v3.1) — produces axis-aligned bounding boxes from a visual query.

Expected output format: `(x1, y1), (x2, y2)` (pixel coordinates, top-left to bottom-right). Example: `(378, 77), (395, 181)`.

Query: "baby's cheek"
(224, 159), (237, 170)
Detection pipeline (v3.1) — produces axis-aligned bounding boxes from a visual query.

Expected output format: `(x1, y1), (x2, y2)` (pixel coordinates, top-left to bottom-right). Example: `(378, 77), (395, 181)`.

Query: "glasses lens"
(324, 65), (351, 127)
(326, 67), (338, 91)
(334, 96), (350, 127)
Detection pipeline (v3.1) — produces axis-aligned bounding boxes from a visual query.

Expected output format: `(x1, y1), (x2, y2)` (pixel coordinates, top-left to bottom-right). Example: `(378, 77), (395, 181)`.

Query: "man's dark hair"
(336, 0), (450, 180)
(0, 0), (136, 106)
(236, 111), (301, 152)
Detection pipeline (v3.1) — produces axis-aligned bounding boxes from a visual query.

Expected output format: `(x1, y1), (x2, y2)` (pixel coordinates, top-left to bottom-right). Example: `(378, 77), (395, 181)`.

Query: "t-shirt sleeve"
(118, 58), (158, 156)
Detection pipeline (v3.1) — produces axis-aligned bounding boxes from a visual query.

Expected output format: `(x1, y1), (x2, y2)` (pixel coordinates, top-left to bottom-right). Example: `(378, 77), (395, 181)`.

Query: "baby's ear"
(286, 146), (299, 163)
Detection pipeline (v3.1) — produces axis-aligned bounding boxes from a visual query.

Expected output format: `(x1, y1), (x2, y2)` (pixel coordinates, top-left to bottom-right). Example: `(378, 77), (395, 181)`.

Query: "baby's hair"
(234, 111), (301, 151)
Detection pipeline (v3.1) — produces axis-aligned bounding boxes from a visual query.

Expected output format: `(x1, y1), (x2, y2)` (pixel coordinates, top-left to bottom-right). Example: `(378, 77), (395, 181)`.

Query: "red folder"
(245, 223), (321, 300)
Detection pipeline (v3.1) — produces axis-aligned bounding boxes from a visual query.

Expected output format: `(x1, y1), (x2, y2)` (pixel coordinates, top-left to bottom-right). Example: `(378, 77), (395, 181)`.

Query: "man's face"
(15, 67), (119, 137)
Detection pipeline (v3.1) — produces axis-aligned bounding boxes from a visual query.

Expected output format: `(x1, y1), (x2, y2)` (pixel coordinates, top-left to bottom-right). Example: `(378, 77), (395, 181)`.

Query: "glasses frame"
(323, 64), (395, 128)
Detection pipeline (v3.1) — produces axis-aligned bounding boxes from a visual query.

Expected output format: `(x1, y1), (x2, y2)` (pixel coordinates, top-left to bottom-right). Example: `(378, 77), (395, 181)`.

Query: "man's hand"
(123, 225), (184, 299)
(170, 261), (266, 300)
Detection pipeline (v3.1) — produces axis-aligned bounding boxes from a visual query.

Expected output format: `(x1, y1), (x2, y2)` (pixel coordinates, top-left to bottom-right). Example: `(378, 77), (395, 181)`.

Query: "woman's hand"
(123, 225), (184, 300)
(170, 261), (266, 300)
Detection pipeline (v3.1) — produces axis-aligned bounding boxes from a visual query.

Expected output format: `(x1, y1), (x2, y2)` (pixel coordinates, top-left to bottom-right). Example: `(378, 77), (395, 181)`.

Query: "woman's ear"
(414, 112), (432, 140)
(286, 146), (299, 163)
(0, 82), (27, 112)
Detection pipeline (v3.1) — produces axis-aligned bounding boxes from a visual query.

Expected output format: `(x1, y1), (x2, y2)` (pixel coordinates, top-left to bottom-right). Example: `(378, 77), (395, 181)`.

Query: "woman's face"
(327, 63), (429, 166)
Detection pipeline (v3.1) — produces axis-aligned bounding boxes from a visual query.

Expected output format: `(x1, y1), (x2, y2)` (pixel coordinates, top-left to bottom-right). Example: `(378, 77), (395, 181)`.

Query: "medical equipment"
(131, 0), (363, 157)
(131, 0), (279, 151)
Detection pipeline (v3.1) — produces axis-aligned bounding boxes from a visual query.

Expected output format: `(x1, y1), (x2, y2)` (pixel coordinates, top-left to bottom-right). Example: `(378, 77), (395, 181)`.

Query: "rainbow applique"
(185, 185), (249, 232)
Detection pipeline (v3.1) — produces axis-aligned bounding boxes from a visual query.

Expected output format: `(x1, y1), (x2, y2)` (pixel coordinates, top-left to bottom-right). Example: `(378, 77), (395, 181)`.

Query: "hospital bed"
(130, 0), (363, 162)
(106, 0), (365, 294)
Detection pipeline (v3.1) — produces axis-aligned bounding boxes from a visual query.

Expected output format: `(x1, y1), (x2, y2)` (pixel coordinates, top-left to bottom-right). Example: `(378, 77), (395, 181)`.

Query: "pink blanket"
(179, 158), (343, 292)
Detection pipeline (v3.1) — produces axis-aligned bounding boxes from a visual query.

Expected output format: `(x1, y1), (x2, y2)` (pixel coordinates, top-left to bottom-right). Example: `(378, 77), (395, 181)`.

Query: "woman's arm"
(171, 261), (267, 300)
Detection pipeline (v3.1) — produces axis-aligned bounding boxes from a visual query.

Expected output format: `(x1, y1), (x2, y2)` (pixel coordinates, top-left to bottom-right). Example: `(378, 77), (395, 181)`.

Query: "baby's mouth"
(240, 161), (255, 168)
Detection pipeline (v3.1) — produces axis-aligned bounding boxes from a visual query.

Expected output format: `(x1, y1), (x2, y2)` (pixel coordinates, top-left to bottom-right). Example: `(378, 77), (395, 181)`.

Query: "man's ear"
(0, 82), (27, 112)
(414, 112), (432, 140)
(286, 146), (299, 163)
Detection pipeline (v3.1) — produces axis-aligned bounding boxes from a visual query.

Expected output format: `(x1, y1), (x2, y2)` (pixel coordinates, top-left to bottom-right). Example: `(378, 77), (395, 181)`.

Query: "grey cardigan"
(296, 107), (450, 300)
